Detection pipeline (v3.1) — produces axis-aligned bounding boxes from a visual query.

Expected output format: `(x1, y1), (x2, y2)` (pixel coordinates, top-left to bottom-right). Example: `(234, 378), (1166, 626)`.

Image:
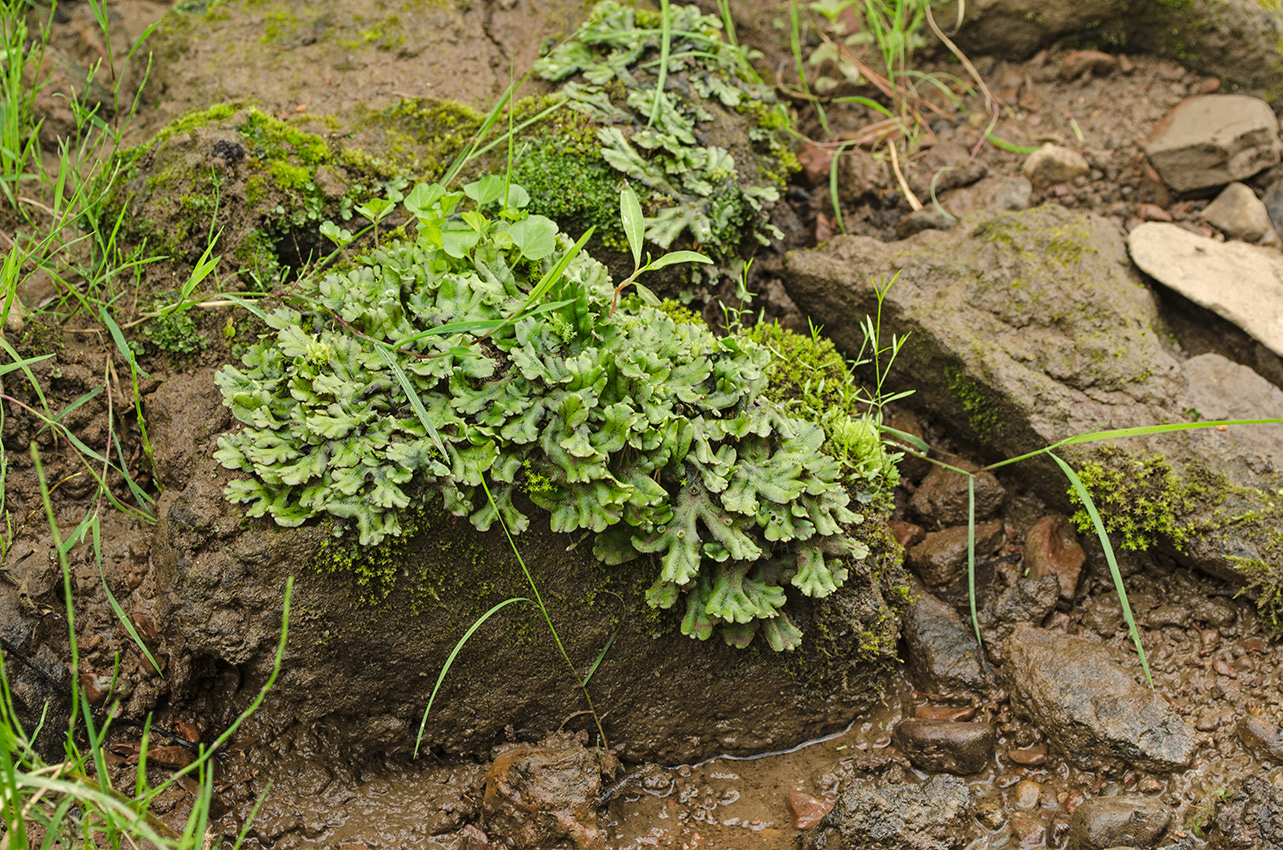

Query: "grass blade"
(647, 0), (672, 130)
(582, 624), (620, 685)
(373, 344), (447, 458)
(90, 517), (162, 675)
(1049, 451), (1152, 686)
(412, 596), (533, 758)
(1060, 418), (1283, 445)
(967, 473), (980, 645)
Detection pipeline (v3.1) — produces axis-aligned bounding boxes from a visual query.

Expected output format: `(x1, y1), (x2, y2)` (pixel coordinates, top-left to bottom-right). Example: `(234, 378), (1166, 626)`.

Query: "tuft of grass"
(892, 416), (1283, 686)
(0, 445), (290, 847)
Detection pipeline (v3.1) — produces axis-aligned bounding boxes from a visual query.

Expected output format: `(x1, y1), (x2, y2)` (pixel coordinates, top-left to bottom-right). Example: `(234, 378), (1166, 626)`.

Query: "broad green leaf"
(504, 215), (559, 261)
(464, 174), (506, 207)
(620, 181), (644, 269)
(645, 250), (713, 271)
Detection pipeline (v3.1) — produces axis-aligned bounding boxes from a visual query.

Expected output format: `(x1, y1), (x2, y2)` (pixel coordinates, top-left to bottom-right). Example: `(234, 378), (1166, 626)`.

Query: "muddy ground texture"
(4, 1), (1283, 849)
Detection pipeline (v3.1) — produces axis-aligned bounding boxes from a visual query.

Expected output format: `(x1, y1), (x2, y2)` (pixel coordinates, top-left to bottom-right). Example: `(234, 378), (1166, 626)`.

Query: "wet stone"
(803, 774), (974, 850)
(1011, 811), (1048, 847)
(893, 719), (995, 776)
(911, 466), (1006, 526)
(980, 575), (1061, 656)
(1003, 626), (1197, 772)
(1008, 743), (1048, 766)
(903, 587), (995, 698)
(1013, 779), (1043, 811)
(917, 705), (977, 722)
(890, 520), (927, 549)
(789, 790), (835, 830)
(1208, 768), (1283, 850)
(482, 733), (604, 850)
(1023, 514), (1086, 600)
(909, 523), (1004, 588)
(1068, 795), (1172, 850)
(1238, 714), (1283, 762)
(975, 798), (1008, 831)
(1082, 595), (1125, 638)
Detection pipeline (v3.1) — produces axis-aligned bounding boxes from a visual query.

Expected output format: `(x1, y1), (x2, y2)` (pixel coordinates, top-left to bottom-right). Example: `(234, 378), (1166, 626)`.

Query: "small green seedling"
(610, 181), (712, 314)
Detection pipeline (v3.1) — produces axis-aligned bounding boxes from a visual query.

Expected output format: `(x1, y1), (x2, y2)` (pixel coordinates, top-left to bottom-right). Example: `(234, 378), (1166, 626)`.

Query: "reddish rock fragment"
(787, 790), (833, 830)
(1023, 514), (1086, 600)
(1060, 50), (1117, 79)
(889, 520), (926, 549)
(1008, 743), (1048, 766)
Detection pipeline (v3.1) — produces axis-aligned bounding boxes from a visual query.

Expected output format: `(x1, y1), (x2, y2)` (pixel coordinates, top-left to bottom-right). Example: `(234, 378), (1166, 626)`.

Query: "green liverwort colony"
(528, 0), (795, 267)
(214, 180), (894, 651)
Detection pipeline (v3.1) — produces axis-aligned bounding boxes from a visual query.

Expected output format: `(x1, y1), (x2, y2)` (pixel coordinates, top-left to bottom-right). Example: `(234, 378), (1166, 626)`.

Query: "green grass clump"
(214, 178), (895, 652)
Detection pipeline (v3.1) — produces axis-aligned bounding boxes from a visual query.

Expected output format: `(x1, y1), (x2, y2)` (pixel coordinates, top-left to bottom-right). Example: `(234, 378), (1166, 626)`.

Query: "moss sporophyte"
(213, 179), (898, 652)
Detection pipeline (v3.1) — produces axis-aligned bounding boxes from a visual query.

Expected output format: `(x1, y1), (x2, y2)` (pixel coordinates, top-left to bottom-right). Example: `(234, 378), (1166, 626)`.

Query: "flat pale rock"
(1145, 95), (1280, 193)
(1128, 222), (1283, 358)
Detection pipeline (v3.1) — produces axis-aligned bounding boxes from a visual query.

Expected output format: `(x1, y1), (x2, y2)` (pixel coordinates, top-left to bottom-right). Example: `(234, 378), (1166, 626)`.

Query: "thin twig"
(886, 142), (922, 210)
(925, 3), (998, 161)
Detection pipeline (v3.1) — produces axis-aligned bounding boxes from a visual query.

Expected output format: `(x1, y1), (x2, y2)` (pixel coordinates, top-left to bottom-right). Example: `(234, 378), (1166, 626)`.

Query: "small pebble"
(975, 798), (1007, 831)
(916, 705), (976, 722)
(1008, 743), (1048, 766)
(1195, 709), (1220, 732)
(1213, 658), (1238, 678)
(1009, 811), (1046, 847)
(1137, 203), (1172, 222)
(1013, 779), (1042, 811)
(1138, 777), (1164, 794)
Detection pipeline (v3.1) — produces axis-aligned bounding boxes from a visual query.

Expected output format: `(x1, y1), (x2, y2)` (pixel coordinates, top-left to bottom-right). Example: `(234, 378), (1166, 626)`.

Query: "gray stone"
(839, 148), (890, 203)
(803, 774), (974, 850)
(903, 587), (995, 698)
(908, 523), (1004, 588)
(945, 0), (1283, 97)
(1264, 178), (1283, 238)
(896, 209), (956, 238)
(1209, 769), (1283, 850)
(1129, 222), (1283, 359)
(1003, 625), (1197, 772)
(940, 176), (1032, 218)
(1069, 795), (1172, 850)
(911, 465), (1006, 526)
(782, 204), (1283, 626)
(893, 719), (995, 775)
(1202, 183), (1277, 243)
(980, 576), (1061, 655)
(1238, 714), (1283, 762)
(1022, 144), (1090, 189)
(1145, 96), (1281, 193)
(912, 161), (987, 200)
